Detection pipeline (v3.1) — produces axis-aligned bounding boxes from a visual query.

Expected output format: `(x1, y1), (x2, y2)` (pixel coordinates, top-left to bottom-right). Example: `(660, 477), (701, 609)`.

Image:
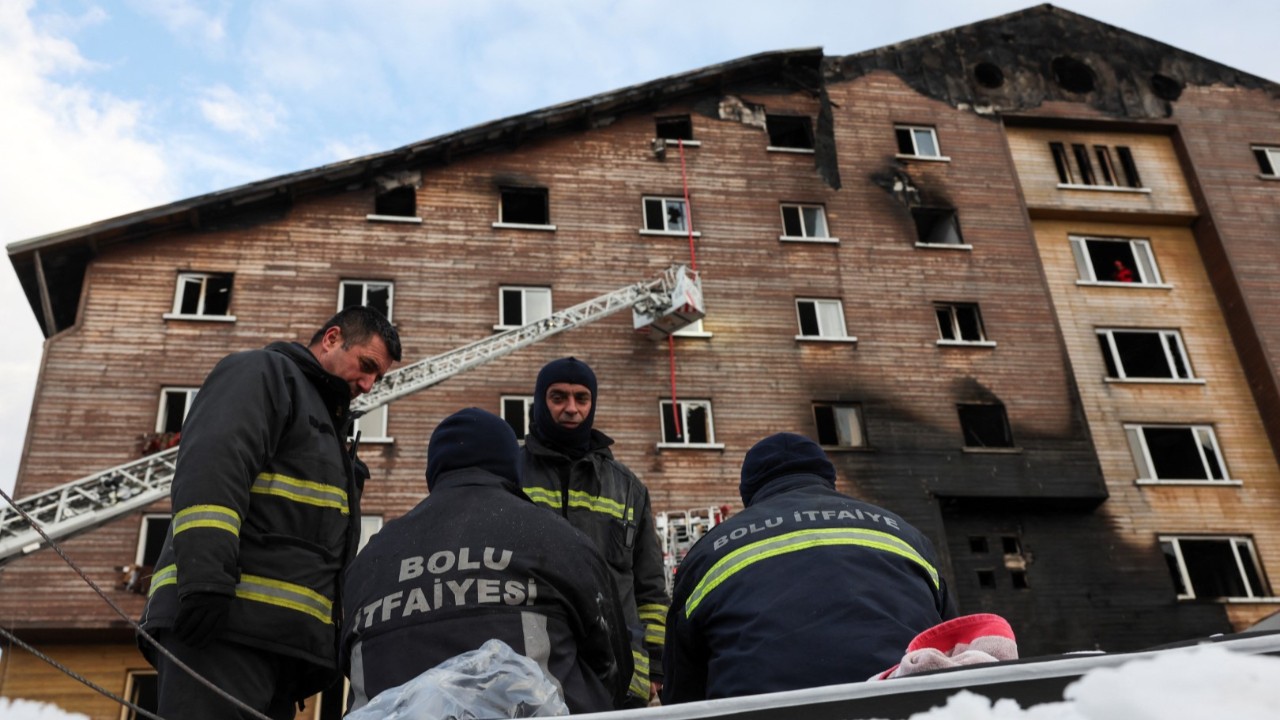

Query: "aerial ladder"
(0, 264), (704, 567)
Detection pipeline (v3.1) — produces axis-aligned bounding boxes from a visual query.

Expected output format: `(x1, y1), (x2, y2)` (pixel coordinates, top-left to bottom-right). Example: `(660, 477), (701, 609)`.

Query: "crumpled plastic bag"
(346, 638), (568, 719)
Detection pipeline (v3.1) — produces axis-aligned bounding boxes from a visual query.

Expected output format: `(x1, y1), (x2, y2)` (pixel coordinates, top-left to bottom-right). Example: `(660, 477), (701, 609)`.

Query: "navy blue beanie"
(530, 357), (598, 454)
(426, 408), (520, 491)
(739, 433), (836, 506)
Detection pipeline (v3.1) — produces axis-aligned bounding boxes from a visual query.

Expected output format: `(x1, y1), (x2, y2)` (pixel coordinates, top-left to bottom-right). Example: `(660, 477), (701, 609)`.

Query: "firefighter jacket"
(662, 474), (957, 703)
(520, 431), (669, 701)
(339, 467), (632, 714)
(140, 341), (361, 698)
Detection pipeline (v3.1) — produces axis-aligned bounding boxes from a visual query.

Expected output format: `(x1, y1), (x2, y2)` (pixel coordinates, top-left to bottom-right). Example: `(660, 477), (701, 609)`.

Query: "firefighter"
(662, 432), (956, 702)
(138, 307), (401, 719)
(340, 408), (632, 713)
(519, 357), (669, 706)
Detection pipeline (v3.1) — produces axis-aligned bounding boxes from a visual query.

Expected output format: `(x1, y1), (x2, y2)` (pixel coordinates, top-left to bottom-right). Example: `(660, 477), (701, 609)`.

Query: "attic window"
(1051, 56), (1095, 94)
(766, 115), (814, 151)
(1150, 74), (1183, 102)
(656, 116), (694, 141)
(974, 62), (1004, 89)
(496, 187), (554, 229)
(373, 186), (416, 218)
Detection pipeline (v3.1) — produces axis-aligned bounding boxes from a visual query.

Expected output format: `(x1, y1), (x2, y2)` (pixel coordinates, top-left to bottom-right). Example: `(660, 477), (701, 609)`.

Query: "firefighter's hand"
(174, 592), (232, 648)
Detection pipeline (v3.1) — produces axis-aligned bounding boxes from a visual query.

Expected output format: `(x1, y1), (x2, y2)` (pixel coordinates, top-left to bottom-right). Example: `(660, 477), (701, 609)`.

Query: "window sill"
(639, 229), (702, 238)
(1258, 174), (1279, 181)
(1076, 280), (1173, 289)
(657, 442), (726, 451)
(1104, 377), (1206, 385)
(366, 214), (423, 224)
(796, 335), (858, 344)
(1136, 478), (1241, 487)
(673, 331), (714, 339)
(895, 153), (951, 163)
(937, 340), (996, 348)
(767, 146), (815, 154)
(661, 139), (701, 147)
(821, 445), (875, 453)
(492, 222), (557, 231)
(915, 242), (973, 251)
(780, 236), (839, 244)
(493, 323), (547, 332)
(354, 437), (395, 445)
(1055, 183), (1151, 194)
(163, 313), (237, 323)
(961, 446), (1023, 454)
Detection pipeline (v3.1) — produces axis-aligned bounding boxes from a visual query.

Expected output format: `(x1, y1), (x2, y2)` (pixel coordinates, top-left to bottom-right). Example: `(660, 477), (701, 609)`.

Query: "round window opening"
(974, 62), (1005, 89)
(1051, 57), (1095, 93)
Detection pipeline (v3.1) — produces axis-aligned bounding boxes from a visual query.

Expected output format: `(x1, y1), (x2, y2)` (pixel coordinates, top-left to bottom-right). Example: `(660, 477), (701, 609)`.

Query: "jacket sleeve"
(630, 483), (670, 684)
(659, 557), (707, 703)
(573, 536), (636, 709)
(170, 351), (291, 598)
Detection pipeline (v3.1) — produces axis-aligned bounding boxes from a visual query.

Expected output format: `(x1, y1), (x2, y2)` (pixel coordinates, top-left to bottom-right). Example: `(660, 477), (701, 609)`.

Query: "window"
(672, 318), (711, 337)
(350, 404), (391, 443)
(913, 208), (966, 247)
(780, 204), (832, 241)
(958, 403), (1014, 448)
(1126, 424), (1230, 483)
(969, 536), (990, 554)
(339, 280), (394, 321)
(642, 197), (691, 234)
(122, 670), (158, 720)
(1049, 142), (1143, 188)
(370, 185), (418, 220)
(497, 187), (552, 228)
(498, 286), (552, 329)
(1253, 145), (1280, 177)
(895, 125), (945, 159)
(1097, 329), (1195, 381)
(766, 115), (814, 150)
(167, 272), (233, 319)
(1070, 236), (1164, 285)
(659, 399), (719, 447)
(1161, 536), (1270, 600)
(795, 298), (851, 340)
(656, 116), (694, 142)
(813, 403), (866, 448)
(935, 303), (989, 344)
(125, 514), (171, 595)
(501, 395), (534, 439)
(358, 516), (384, 554)
(156, 388), (198, 434)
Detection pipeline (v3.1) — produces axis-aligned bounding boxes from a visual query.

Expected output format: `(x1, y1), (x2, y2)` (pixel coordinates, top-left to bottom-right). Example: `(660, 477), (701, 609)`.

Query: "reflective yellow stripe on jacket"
(685, 527), (940, 619)
(172, 504), (241, 537)
(522, 487), (631, 521)
(629, 648), (650, 698)
(236, 573), (334, 624)
(638, 602), (666, 646)
(148, 564), (178, 596)
(251, 472), (349, 514)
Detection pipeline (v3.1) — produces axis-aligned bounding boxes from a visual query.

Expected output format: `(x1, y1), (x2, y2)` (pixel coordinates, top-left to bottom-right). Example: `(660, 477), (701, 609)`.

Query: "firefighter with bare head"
(519, 356), (670, 706)
(138, 306), (401, 719)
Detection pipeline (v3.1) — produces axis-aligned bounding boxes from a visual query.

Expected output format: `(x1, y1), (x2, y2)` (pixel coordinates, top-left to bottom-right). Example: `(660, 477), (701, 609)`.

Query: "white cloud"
(130, 0), (227, 45)
(197, 83), (286, 141)
(0, 696), (87, 720)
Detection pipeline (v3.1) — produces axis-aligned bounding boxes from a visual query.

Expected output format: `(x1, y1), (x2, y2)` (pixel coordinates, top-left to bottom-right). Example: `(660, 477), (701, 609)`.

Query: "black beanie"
(426, 408), (520, 491)
(530, 357), (598, 454)
(739, 433), (836, 506)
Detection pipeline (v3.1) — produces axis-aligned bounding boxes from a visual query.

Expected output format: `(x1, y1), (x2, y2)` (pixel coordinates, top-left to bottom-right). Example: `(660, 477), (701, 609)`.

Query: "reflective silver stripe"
(521, 611), (563, 701)
(348, 641), (369, 712)
(235, 573), (333, 624)
(172, 504), (241, 537)
(251, 472), (349, 514)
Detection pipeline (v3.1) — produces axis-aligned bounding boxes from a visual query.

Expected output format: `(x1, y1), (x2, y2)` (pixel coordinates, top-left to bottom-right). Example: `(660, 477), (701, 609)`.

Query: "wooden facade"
(4, 6), (1279, 717)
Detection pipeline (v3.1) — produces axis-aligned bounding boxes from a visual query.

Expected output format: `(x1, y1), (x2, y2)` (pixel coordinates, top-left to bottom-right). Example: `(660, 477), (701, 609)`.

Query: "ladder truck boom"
(0, 264), (703, 567)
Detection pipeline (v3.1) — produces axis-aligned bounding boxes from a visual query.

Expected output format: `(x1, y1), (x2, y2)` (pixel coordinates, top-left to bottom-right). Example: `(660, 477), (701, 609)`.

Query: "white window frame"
(795, 298), (854, 342)
(493, 187), (556, 231)
(358, 515), (384, 554)
(895, 125), (949, 161)
(350, 403), (392, 444)
(134, 514), (172, 567)
(813, 403), (867, 449)
(164, 272), (236, 322)
(155, 387), (198, 434)
(912, 207), (969, 249)
(640, 196), (700, 236)
(1160, 535), (1271, 601)
(338, 280), (395, 321)
(779, 204), (837, 243)
(121, 669), (158, 720)
(1125, 424), (1235, 485)
(658, 399), (723, 449)
(1097, 329), (1199, 382)
(501, 395), (534, 440)
(496, 286), (553, 330)
(1070, 236), (1168, 287)
(1252, 145), (1280, 178)
(672, 318), (712, 338)
(935, 303), (995, 347)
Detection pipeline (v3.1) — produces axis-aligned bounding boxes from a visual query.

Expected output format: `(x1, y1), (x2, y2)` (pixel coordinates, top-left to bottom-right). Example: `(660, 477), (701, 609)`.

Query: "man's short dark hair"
(311, 306), (402, 361)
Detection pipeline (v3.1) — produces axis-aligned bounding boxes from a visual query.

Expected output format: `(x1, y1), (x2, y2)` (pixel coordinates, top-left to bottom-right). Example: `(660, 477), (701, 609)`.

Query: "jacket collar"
(525, 428), (615, 460)
(431, 467), (526, 498)
(746, 473), (834, 507)
(266, 341), (352, 422)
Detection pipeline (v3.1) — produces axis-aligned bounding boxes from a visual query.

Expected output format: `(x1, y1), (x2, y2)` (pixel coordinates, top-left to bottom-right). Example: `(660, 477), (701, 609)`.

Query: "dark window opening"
(341, 281), (392, 320)
(1255, 148), (1278, 175)
(1050, 142), (1073, 184)
(766, 115), (814, 149)
(936, 303), (985, 342)
(501, 289), (525, 326)
(1150, 74), (1183, 102)
(141, 517), (171, 568)
(1094, 146), (1116, 185)
(1099, 330), (1189, 380)
(1071, 144), (1096, 185)
(1051, 56), (1095, 93)
(977, 570), (997, 589)
(1011, 571), (1030, 589)
(958, 404), (1014, 448)
(177, 273), (233, 317)
(813, 404), (864, 447)
(374, 186), (416, 217)
(797, 302), (820, 336)
(974, 62), (1004, 89)
(1165, 538), (1268, 600)
(1142, 427), (1224, 481)
(895, 127), (915, 155)
(160, 392), (188, 434)
(969, 536), (989, 554)
(124, 672), (159, 720)
(1116, 146), (1142, 187)
(1002, 536), (1022, 555)
(502, 398), (529, 438)
(662, 401), (712, 444)
(782, 206), (804, 237)
(500, 187), (550, 225)
(1082, 239), (1141, 283)
(913, 208), (963, 245)
(656, 116), (693, 141)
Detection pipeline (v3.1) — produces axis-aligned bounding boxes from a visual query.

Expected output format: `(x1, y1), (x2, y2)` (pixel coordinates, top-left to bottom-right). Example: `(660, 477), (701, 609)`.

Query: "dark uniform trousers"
(153, 632), (305, 720)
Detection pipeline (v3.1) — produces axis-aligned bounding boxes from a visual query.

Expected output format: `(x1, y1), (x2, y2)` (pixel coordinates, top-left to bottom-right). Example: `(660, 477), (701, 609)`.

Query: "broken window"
(958, 403), (1014, 448)
(913, 208), (964, 246)
(655, 115), (693, 141)
(643, 197), (689, 233)
(123, 670), (159, 719)
(1252, 145), (1280, 176)
(895, 125), (942, 158)
(1050, 142), (1142, 188)
(1126, 424), (1229, 482)
(1070, 236), (1163, 285)
(156, 388), (198, 434)
(935, 303), (987, 343)
(373, 185), (416, 217)
(1010, 570), (1030, 589)
(780, 204), (830, 240)
(976, 569), (997, 589)
(813, 403), (866, 448)
(1161, 536), (1269, 600)
(498, 187), (551, 226)
(350, 403), (390, 443)
(1097, 329), (1194, 380)
(171, 272), (233, 318)
(340, 280), (394, 321)
(501, 395), (534, 440)
(969, 536), (990, 554)
(660, 399), (716, 446)
(796, 298), (849, 339)
(498, 286), (552, 328)
(766, 115), (814, 150)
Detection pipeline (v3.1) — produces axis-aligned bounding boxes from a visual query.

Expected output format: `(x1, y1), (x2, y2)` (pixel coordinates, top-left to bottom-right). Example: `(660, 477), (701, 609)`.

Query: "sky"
(2, 0), (1279, 500)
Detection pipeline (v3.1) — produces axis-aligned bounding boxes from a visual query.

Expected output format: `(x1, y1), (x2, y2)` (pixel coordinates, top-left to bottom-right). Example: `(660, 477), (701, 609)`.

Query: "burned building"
(3, 5), (1280, 718)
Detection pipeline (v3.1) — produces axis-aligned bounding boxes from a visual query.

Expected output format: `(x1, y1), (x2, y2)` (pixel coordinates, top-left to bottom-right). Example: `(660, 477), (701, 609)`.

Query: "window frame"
(640, 196), (700, 236)
(813, 402), (867, 449)
(1252, 145), (1280, 178)
(795, 298), (854, 342)
(912, 207), (969, 249)
(1125, 423), (1235, 484)
(350, 403), (392, 444)
(164, 271), (236, 322)
(957, 403), (1016, 450)
(657, 399), (723, 449)
(121, 669), (159, 720)
(338, 279), (395, 321)
(655, 115), (699, 146)
(501, 395), (534, 441)
(672, 318), (712, 338)
(894, 124), (949, 161)
(765, 114), (815, 153)
(1097, 328), (1199, 383)
(1160, 535), (1271, 601)
(779, 203), (837, 243)
(1070, 236), (1167, 287)
(367, 185), (422, 223)
(493, 186), (555, 230)
(155, 387), (198, 434)
(496, 286), (553, 330)
(935, 303), (994, 347)
(1049, 141), (1149, 192)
